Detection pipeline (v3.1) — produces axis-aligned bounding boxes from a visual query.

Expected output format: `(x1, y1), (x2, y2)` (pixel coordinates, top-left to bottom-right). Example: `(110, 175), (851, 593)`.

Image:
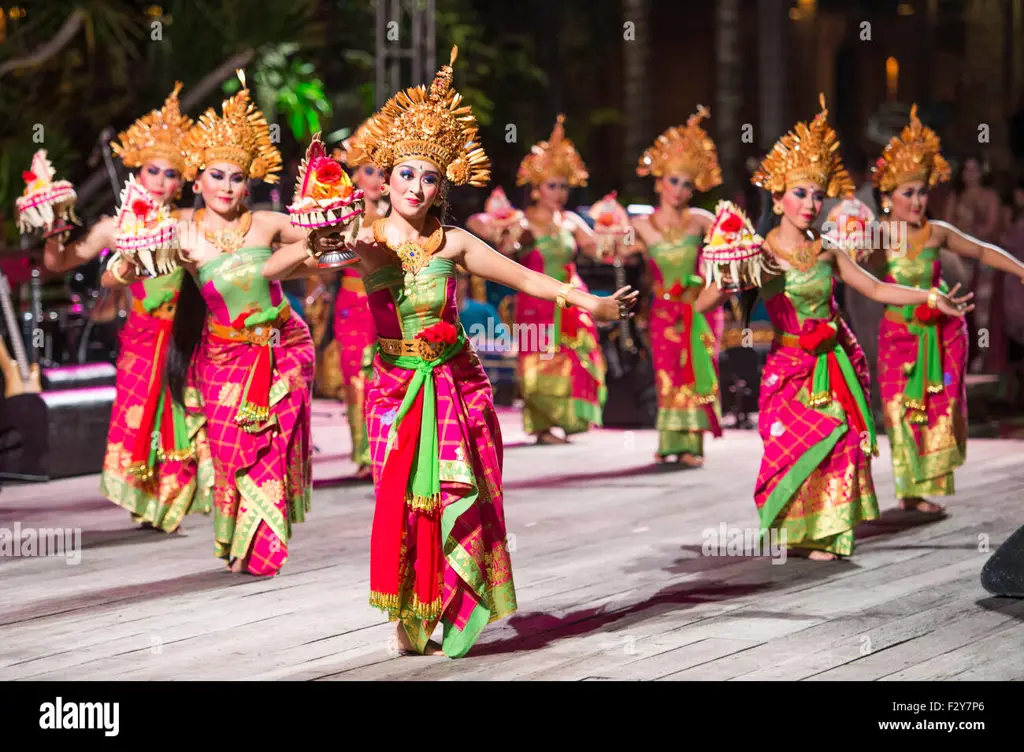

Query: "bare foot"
(807, 550), (838, 561)
(535, 430), (566, 445)
(423, 640), (445, 656)
(354, 465), (372, 480)
(228, 557), (247, 573)
(678, 453), (704, 468)
(899, 497), (945, 513)
(392, 624), (446, 656)
(654, 452), (670, 463)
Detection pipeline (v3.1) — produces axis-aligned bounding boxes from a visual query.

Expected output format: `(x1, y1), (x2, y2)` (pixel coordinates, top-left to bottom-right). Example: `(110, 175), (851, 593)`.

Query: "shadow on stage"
(469, 581), (768, 657)
(471, 507), (975, 657)
(0, 569), (243, 627)
(503, 460), (698, 492)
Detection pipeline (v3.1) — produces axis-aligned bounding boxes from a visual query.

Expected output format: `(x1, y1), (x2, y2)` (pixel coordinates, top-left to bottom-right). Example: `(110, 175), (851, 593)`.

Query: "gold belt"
(377, 335), (455, 362)
(341, 275), (365, 293)
(884, 308), (913, 325)
(208, 303), (291, 346)
(133, 298), (176, 320)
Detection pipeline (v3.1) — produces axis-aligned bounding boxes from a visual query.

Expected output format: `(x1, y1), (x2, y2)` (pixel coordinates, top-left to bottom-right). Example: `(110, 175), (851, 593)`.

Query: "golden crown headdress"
(110, 82), (193, 172)
(751, 93), (854, 198)
(636, 105), (722, 192)
(180, 70), (282, 183)
(336, 120), (374, 168)
(360, 46), (489, 187)
(871, 104), (951, 193)
(516, 114), (589, 187)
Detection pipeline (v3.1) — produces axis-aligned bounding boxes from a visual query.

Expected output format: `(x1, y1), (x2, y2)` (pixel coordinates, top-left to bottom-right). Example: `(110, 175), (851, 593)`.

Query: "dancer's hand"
(938, 283), (974, 318)
(587, 285), (640, 323)
(308, 226), (348, 257)
(177, 220), (219, 266)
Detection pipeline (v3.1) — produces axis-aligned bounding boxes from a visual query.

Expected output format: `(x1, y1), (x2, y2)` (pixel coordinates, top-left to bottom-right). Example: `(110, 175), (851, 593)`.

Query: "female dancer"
(160, 71), (315, 576)
(265, 47), (637, 655)
(331, 121), (387, 479)
(513, 115), (606, 444)
(465, 186), (531, 325)
(43, 83), (213, 533)
(870, 106), (1024, 513)
(696, 95), (971, 560)
(631, 106), (724, 466)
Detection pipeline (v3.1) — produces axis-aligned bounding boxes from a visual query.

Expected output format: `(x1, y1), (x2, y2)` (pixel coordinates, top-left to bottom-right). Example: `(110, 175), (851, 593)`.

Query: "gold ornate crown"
(516, 114), (589, 187)
(180, 70), (282, 183)
(110, 82), (193, 172)
(871, 104), (951, 193)
(360, 46), (489, 187)
(636, 105), (722, 192)
(337, 120), (374, 168)
(751, 93), (854, 198)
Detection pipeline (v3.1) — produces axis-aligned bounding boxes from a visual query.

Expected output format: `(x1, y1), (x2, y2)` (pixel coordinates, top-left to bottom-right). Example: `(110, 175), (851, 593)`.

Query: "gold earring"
(773, 203), (783, 215)
(381, 184), (390, 196)
(531, 188), (540, 201)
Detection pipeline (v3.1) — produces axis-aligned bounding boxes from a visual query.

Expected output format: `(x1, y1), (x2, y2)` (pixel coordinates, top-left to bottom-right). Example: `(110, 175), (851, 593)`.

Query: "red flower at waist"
(417, 321), (458, 346)
(798, 321), (837, 352)
(668, 281), (685, 298)
(913, 304), (942, 324)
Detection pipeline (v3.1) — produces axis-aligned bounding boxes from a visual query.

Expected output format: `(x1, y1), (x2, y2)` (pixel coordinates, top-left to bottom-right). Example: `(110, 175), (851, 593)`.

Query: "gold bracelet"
(927, 287), (939, 309)
(556, 282), (575, 309)
(109, 261), (132, 286)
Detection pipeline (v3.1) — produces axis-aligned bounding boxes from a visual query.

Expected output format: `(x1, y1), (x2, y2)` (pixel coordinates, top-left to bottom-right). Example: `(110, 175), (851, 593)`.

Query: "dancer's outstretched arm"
(448, 227), (637, 322)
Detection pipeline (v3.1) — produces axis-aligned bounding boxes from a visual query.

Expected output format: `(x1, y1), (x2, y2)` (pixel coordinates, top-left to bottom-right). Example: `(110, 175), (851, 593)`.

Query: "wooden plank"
(1, 401), (1021, 680)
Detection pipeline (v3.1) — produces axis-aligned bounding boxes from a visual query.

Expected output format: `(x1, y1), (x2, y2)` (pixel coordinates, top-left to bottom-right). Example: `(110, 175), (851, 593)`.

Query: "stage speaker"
(598, 320), (657, 428)
(718, 346), (766, 426)
(0, 393), (50, 481)
(40, 386), (115, 479)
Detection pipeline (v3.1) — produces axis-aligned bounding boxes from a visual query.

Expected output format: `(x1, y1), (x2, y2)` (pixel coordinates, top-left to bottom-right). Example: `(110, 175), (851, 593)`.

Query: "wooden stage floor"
(2, 400), (1023, 681)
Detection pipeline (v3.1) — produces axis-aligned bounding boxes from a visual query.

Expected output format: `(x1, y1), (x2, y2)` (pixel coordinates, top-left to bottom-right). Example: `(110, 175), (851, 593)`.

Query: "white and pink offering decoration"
(111, 173), (181, 277)
(700, 200), (766, 290)
(288, 132), (363, 268)
(822, 197), (876, 262)
(587, 190), (631, 260)
(15, 150), (79, 236)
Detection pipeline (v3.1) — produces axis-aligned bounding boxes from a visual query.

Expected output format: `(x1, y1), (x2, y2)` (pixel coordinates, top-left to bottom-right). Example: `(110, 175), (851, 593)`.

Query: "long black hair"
(737, 189), (780, 328)
(167, 191), (211, 409)
(166, 272), (207, 408)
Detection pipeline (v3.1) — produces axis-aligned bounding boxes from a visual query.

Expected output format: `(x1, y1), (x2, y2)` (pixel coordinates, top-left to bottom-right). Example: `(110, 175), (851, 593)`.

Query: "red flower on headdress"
(720, 213), (743, 234)
(22, 171), (37, 184)
(668, 281), (685, 298)
(315, 161), (342, 184)
(131, 198), (151, 217)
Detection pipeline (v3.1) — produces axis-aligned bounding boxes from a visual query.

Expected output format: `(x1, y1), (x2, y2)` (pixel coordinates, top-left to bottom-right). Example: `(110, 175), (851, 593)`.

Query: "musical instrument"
(0, 268), (48, 482)
(0, 271), (41, 396)
(611, 251), (636, 356)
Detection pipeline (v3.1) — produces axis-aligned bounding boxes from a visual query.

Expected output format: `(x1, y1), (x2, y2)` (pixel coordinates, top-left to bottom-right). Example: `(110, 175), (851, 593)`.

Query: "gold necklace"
(372, 218), (445, 275)
(891, 220), (930, 261)
(766, 228), (819, 271)
(195, 207), (252, 253)
(651, 208), (689, 243)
